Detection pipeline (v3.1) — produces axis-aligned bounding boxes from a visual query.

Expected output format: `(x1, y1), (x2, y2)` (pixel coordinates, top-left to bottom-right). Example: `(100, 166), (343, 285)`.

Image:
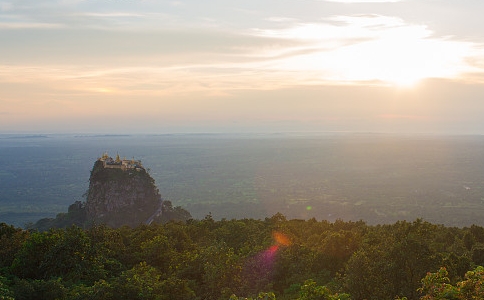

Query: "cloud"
(254, 14), (427, 41)
(250, 14), (483, 85)
(79, 12), (145, 18)
(265, 17), (298, 23)
(379, 114), (426, 120)
(2, 14), (482, 96)
(0, 22), (63, 29)
(1, 1), (483, 91)
(0, 2), (13, 12)
(0, 0), (179, 31)
(325, 0), (403, 2)
(170, 1), (185, 7)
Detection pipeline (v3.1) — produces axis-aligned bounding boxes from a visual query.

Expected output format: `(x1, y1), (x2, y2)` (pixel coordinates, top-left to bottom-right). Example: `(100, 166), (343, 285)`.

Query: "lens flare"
(267, 244), (279, 254)
(273, 231), (291, 246)
(242, 231), (292, 290)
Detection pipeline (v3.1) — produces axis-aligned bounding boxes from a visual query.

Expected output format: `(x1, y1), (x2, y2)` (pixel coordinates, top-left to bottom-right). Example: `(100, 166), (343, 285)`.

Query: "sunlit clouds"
(253, 15), (481, 86)
(3, 14), (482, 94)
(1, 0), (484, 133)
(326, 0), (402, 2)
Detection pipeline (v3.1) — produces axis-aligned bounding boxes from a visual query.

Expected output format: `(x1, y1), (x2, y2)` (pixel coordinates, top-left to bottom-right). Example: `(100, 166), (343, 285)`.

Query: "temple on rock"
(99, 152), (144, 171)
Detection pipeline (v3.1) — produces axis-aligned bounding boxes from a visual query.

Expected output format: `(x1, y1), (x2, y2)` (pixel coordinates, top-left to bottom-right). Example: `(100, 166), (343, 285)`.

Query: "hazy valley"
(1, 133), (484, 228)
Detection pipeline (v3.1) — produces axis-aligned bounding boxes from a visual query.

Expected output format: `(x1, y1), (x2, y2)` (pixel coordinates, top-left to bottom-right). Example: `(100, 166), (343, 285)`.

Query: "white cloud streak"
(251, 15), (483, 85)
(325, 0), (403, 2)
(0, 22), (63, 29)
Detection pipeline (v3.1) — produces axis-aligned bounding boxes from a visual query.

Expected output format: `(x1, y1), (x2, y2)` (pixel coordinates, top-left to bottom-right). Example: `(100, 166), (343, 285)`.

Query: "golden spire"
(115, 153), (121, 163)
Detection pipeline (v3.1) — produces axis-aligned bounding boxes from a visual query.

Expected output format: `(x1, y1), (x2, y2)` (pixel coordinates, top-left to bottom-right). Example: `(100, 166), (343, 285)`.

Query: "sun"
(259, 15), (475, 87)
(326, 36), (442, 88)
(385, 74), (423, 88)
(322, 33), (472, 88)
(380, 70), (426, 88)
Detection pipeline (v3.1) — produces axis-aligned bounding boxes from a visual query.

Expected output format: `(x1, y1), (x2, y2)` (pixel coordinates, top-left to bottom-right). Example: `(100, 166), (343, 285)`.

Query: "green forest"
(2, 215), (484, 299)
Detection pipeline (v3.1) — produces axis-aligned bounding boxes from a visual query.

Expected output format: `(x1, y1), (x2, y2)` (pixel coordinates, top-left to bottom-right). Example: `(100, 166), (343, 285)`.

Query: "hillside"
(3, 217), (484, 299)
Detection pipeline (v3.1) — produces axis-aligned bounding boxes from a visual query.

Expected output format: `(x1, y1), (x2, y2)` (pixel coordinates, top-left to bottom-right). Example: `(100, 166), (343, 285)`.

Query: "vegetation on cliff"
(30, 156), (191, 230)
(3, 216), (484, 299)
(86, 159), (160, 227)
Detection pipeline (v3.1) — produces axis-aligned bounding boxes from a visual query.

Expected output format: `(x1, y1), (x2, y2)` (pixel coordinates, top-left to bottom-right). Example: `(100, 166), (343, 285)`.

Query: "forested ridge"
(2, 215), (484, 299)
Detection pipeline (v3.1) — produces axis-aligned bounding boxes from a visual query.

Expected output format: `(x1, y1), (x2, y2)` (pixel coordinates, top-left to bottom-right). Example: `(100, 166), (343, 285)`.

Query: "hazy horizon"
(3, 134), (484, 228)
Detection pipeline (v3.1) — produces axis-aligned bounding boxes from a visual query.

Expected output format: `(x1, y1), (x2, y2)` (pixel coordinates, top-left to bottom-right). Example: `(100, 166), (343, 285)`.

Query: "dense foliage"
(29, 199), (191, 231)
(2, 215), (484, 299)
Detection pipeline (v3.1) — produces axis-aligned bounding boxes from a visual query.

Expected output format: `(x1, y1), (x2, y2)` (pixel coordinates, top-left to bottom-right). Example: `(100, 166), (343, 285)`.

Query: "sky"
(1, 0), (484, 134)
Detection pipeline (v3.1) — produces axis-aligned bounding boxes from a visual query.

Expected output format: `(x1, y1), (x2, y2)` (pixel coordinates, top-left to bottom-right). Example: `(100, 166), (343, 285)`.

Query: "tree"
(11, 231), (57, 279)
(12, 278), (68, 300)
(418, 267), (458, 300)
(418, 266), (484, 300)
(40, 226), (92, 282)
(456, 266), (484, 299)
(298, 279), (351, 300)
(229, 292), (276, 300)
(0, 223), (28, 269)
(111, 262), (164, 300)
(0, 276), (14, 300)
(199, 243), (243, 299)
(344, 246), (394, 299)
(111, 262), (195, 300)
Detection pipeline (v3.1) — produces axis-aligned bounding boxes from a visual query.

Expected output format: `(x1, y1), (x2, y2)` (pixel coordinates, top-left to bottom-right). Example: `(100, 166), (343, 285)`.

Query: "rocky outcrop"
(30, 154), (191, 230)
(86, 159), (161, 227)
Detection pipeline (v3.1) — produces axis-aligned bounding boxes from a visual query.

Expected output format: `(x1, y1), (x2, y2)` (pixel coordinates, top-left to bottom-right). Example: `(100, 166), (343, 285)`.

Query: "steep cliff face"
(86, 160), (160, 227)
(30, 155), (192, 230)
